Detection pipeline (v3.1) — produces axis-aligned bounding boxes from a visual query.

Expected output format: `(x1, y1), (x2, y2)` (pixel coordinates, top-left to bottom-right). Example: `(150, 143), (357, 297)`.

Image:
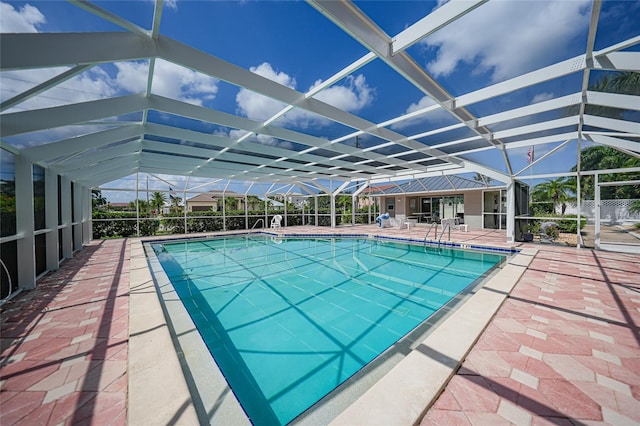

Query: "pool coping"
(128, 232), (534, 425)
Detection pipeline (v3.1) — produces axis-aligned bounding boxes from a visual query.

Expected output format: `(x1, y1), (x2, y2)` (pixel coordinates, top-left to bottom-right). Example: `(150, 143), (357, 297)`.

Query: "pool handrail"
(251, 219), (264, 230)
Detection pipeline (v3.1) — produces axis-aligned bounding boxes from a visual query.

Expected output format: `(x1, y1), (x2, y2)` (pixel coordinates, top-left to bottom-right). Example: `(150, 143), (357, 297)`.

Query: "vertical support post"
(45, 168), (59, 271)
(506, 180), (515, 243)
(135, 172), (140, 237)
(595, 174), (600, 249)
(222, 195), (227, 231)
(60, 175), (73, 259)
(82, 186), (91, 245)
(244, 195), (248, 230)
(15, 155), (36, 289)
(284, 194), (288, 227)
(72, 182), (82, 252)
(314, 195), (318, 226)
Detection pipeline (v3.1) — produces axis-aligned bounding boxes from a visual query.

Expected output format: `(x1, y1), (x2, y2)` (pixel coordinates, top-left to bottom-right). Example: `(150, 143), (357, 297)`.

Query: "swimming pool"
(152, 236), (505, 425)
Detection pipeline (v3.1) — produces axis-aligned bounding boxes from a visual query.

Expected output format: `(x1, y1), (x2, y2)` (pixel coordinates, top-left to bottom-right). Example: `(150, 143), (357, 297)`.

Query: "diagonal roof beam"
(61, 154), (139, 180)
(308, 0), (512, 179)
(0, 32), (156, 71)
(586, 91), (640, 112)
(0, 65), (93, 112)
(157, 36), (463, 170)
(75, 165), (139, 188)
(52, 140), (141, 170)
(3, 30), (467, 178)
(0, 94), (147, 137)
(392, 0), (487, 53)
(143, 123), (386, 177)
(20, 125), (143, 163)
(585, 134), (640, 154)
(67, 0), (150, 36)
(147, 95), (440, 177)
(584, 115), (640, 134)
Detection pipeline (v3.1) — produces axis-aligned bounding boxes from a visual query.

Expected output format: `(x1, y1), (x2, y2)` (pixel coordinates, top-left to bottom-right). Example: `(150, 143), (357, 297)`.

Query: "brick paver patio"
(1, 239), (129, 425)
(1, 227), (638, 425)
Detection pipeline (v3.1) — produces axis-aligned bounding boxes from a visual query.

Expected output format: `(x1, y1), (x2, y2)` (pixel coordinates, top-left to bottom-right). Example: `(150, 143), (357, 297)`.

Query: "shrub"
(92, 211), (159, 238)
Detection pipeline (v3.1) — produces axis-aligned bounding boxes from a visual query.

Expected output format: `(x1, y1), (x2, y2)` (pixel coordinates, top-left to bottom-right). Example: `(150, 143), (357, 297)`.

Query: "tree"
(170, 195), (182, 213)
(473, 173), (492, 186)
(150, 192), (166, 215)
(568, 71), (640, 119)
(246, 195), (264, 212)
(225, 196), (238, 211)
(92, 189), (107, 209)
(128, 199), (149, 213)
(569, 146), (640, 200)
(532, 177), (575, 214)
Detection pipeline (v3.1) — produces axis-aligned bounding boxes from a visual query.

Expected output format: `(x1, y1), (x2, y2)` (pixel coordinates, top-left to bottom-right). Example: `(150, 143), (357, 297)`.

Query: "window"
(0, 150), (16, 237)
(33, 165), (46, 231)
(483, 190), (506, 229)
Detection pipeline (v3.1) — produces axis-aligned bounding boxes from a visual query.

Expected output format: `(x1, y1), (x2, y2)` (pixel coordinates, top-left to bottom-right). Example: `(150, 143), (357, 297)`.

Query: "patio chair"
(391, 214), (407, 229)
(270, 214), (282, 229)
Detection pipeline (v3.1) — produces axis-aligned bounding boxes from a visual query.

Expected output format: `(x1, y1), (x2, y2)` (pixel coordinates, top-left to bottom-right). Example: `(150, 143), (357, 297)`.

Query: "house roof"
(186, 191), (241, 202)
(368, 175), (503, 195)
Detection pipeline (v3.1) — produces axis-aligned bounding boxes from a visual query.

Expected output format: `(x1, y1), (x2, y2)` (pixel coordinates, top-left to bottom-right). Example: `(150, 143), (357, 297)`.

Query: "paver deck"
(1, 225), (638, 425)
(1, 239), (129, 425)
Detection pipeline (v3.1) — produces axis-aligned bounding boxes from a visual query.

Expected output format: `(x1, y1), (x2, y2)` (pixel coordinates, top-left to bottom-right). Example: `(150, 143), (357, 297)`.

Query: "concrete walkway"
(1, 227), (638, 425)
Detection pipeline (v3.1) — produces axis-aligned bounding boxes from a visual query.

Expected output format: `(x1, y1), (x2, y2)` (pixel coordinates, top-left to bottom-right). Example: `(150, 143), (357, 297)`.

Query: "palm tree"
(473, 173), (492, 186)
(569, 146), (640, 200)
(532, 177), (575, 214)
(150, 192), (166, 215)
(568, 71), (640, 119)
(92, 190), (107, 209)
(171, 195), (182, 213)
(225, 196), (238, 211)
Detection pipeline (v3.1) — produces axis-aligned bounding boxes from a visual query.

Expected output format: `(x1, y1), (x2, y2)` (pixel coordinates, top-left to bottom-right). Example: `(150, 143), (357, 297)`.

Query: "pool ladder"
(423, 221), (451, 245)
(250, 219), (264, 230)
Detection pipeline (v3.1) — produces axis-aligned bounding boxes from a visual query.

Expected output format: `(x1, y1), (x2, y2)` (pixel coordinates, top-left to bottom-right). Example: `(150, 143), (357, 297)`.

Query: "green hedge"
(92, 208), (376, 239)
(556, 215), (587, 233)
(92, 212), (159, 238)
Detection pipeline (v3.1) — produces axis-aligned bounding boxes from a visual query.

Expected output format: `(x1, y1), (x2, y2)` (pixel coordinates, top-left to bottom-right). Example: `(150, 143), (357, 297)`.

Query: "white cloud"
(164, 0), (178, 11)
(312, 74), (373, 111)
(236, 63), (296, 121)
(531, 92), (555, 104)
(236, 62), (374, 127)
(391, 95), (451, 130)
(423, 1), (591, 82)
(1, 66), (118, 113)
(115, 59), (218, 106)
(0, 2), (45, 33)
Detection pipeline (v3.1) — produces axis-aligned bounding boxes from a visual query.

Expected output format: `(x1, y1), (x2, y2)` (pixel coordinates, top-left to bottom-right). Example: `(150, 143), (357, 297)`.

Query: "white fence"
(564, 199), (640, 224)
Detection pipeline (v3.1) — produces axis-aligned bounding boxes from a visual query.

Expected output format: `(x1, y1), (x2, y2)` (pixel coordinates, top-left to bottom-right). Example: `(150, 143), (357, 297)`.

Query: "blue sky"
(1, 0), (639, 201)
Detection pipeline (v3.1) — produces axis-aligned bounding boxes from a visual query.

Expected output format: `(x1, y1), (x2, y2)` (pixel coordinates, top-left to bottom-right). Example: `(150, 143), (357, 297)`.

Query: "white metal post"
(14, 155), (36, 289)
(595, 174), (600, 249)
(72, 182), (83, 252)
(506, 180), (515, 243)
(135, 172), (140, 237)
(82, 186), (91, 245)
(60, 175), (73, 259)
(45, 167), (59, 271)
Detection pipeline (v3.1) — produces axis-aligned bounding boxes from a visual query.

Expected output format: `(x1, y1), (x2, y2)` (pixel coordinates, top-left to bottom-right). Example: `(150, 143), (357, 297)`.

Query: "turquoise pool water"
(153, 236), (505, 425)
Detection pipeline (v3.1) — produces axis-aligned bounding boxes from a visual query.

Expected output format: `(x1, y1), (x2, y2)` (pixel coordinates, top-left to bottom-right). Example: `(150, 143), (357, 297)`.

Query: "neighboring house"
(259, 196), (284, 210)
(106, 202), (133, 211)
(186, 191), (242, 212)
(366, 175), (526, 231)
(186, 191), (286, 212)
(359, 184), (397, 208)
